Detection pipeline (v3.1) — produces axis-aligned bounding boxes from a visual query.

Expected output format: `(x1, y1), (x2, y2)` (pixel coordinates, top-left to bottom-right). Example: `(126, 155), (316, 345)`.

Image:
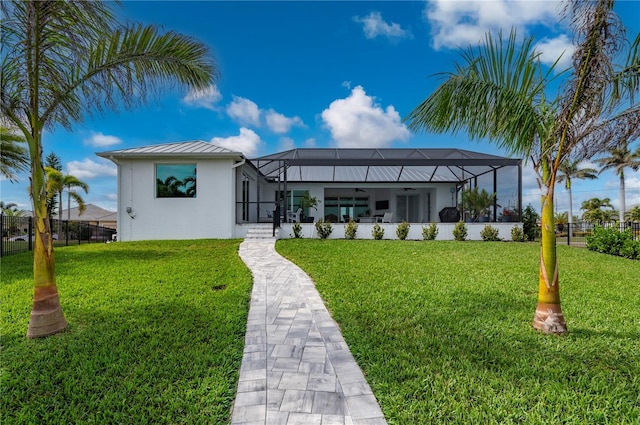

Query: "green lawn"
(1, 240), (252, 424)
(277, 240), (640, 425)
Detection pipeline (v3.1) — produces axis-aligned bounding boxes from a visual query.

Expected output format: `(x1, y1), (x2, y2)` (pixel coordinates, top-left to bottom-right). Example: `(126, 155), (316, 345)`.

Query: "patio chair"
(381, 212), (393, 223)
(287, 208), (303, 223)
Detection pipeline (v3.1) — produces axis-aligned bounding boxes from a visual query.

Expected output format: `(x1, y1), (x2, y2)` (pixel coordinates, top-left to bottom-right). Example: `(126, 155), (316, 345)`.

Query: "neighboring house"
(58, 204), (117, 229)
(98, 141), (523, 241)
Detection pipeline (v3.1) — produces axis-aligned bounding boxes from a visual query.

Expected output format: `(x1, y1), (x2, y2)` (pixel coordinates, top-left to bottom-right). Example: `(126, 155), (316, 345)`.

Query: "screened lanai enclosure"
(237, 148), (522, 225)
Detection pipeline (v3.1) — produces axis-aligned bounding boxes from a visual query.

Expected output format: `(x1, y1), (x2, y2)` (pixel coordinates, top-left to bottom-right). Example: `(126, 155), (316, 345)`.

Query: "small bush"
(345, 219), (358, 240)
(314, 219), (333, 240)
(452, 221), (467, 241)
(480, 225), (501, 241)
(422, 223), (438, 241)
(372, 223), (385, 240)
(511, 226), (525, 242)
(396, 221), (410, 240)
(586, 226), (638, 259)
(292, 222), (303, 238)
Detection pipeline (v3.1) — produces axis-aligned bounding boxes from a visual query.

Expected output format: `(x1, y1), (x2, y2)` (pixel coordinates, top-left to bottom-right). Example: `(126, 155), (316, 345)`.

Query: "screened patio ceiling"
(250, 148), (521, 183)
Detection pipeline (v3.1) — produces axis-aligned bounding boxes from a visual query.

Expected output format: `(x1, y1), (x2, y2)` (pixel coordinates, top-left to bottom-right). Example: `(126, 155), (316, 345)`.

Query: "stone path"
(231, 234), (387, 425)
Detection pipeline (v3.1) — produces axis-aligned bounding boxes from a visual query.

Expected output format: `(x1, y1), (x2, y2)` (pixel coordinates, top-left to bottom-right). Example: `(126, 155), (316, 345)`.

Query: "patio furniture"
(287, 208), (303, 223)
(381, 212), (393, 223)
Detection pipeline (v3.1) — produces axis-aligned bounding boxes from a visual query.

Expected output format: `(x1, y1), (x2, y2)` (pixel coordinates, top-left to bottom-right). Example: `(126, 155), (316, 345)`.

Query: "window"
(156, 164), (197, 198)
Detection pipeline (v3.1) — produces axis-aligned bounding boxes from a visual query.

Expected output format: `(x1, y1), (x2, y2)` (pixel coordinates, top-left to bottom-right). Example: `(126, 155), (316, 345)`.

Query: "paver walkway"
(232, 235), (387, 425)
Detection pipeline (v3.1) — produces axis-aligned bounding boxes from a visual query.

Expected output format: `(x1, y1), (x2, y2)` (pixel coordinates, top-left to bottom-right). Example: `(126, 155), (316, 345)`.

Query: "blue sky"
(2, 0), (639, 216)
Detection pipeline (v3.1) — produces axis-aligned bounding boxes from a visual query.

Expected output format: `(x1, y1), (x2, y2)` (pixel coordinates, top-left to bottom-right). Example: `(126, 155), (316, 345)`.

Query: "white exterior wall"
(115, 158), (236, 241)
(278, 222), (521, 241)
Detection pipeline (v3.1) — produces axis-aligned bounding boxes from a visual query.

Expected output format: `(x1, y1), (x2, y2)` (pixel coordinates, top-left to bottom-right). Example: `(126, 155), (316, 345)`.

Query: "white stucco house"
(97, 140), (522, 241)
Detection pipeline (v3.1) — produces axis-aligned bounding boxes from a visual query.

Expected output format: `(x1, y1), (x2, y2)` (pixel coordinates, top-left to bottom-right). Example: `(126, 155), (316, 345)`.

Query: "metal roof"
(251, 148), (521, 183)
(97, 141), (244, 159)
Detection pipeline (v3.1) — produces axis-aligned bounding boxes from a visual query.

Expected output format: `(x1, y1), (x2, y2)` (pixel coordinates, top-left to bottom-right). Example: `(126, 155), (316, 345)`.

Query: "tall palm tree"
(594, 142), (640, 223)
(1, 1), (216, 338)
(0, 126), (29, 182)
(405, 1), (640, 334)
(556, 160), (598, 228)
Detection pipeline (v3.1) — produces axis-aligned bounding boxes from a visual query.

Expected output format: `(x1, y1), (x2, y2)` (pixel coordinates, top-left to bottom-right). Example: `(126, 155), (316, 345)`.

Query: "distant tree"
(1, 1), (216, 337)
(522, 204), (540, 241)
(581, 198), (615, 223)
(45, 152), (62, 171)
(626, 206), (640, 222)
(46, 167), (89, 222)
(1, 201), (25, 216)
(44, 153), (63, 217)
(594, 142), (640, 223)
(0, 126), (29, 182)
(556, 160), (598, 228)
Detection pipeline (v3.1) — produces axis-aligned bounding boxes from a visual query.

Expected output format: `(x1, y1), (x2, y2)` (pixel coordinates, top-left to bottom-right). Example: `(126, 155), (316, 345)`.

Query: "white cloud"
(265, 109), (305, 134)
(321, 85), (410, 148)
(304, 138), (316, 148)
(67, 158), (117, 180)
(226, 96), (261, 127)
(279, 137), (295, 151)
(84, 132), (122, 148)
(425, 0), (562, 50)
(342, 81), (352, 89)
(210, 128), (262, 157)
(354, 11), (412, 40)
(535, 34), (575, 69)
(182, 85), (222, 110)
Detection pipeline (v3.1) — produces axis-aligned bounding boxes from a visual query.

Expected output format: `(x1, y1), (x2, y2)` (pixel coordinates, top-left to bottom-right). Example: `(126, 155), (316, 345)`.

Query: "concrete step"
(244, 225), (277, 240)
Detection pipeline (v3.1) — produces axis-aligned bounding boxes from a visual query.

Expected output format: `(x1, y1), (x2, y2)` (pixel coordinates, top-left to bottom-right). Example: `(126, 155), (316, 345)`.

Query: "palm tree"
(46, 167), (89, 237)
(556, 160), (598, 229)
(580, 197), (615, 223)
(594, 142), (640, 223)
(1, 1), (216, 338)
(405, 1), (640, 334)
(626, 206), (640, 222)
(0, 126), (29, 182)
(1, 201), (24, 216)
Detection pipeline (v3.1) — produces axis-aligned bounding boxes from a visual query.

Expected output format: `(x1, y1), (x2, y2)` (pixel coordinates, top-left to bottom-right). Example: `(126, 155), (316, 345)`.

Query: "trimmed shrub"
(586, 226), (639, 259)
(452, 221), (467, 241)
(292, 222), (303, 238)
(396, 221), (410, 240)
(511, 226), (525, 242)
(372, 223), (385, 240)
(480, 225), (501, 241)
(345, 219), (358, 240)
(422, 223), (438, 241)
(314, 219), (333, 239)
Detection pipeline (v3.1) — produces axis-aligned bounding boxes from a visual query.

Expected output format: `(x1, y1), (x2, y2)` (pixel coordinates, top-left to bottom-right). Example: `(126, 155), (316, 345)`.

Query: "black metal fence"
(1, 215), (117, 257)
(555, 221), (640, 246)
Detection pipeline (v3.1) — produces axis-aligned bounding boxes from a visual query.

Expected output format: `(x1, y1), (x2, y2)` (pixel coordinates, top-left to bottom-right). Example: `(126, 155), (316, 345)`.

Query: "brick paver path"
(232, 237), (387, 425)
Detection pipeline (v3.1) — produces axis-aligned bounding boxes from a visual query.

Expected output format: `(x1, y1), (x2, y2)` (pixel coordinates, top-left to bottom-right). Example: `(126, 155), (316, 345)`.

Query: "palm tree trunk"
(567, 180), (574, 228)
(619, 171), (625, 224)
(27, 145), (67, 338)
(533, 185), (567, 334)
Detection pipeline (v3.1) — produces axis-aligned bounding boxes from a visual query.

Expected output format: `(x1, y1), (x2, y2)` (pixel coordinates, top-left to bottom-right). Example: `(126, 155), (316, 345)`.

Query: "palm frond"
(405, 30), (554, 157)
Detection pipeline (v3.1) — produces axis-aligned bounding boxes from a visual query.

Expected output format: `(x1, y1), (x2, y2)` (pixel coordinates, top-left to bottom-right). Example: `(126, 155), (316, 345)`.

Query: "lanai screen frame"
(248, 148), (522, 223)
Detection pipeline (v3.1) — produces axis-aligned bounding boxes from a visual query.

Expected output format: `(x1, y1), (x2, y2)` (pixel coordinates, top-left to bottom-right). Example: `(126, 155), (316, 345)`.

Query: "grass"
(1, 240), (252, 424)
(277, 240), (640, 425)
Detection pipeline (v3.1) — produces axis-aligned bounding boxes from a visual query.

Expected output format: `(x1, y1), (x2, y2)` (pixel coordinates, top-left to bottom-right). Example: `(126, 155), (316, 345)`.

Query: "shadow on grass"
(1, 300), (247, 424)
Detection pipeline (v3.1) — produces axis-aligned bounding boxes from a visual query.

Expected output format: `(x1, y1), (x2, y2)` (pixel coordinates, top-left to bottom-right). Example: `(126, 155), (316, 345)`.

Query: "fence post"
(28, 216), (33, 251)
(0, 214), (4, 257)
